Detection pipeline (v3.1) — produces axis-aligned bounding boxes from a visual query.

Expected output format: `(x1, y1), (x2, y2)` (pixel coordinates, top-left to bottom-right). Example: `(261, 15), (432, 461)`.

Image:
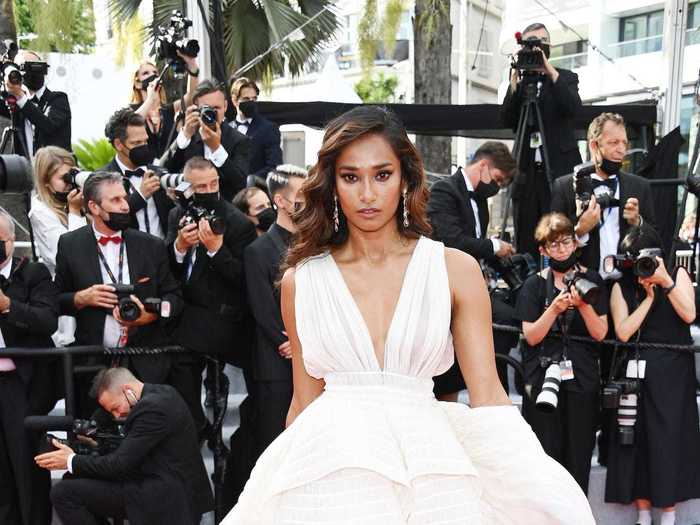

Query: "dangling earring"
(402, 187), (409, 228)
(333, 194), (339, 233)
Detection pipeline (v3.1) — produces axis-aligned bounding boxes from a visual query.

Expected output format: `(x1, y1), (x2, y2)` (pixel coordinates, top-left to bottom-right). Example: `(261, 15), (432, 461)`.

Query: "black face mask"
(103, 211), (131, 232)
(23, 73), (45, 92)
(475, 180), (500, 199)
(53, 190), (69, 204)
(549, 252), (577, 273)
(239, 101), (258, 119)
(0, 241), (7, 265)
(193, 191), (220, 211)
(127, 144), (154, 168)
(256, 207), (276, 231)
(599, 157), (622, 176)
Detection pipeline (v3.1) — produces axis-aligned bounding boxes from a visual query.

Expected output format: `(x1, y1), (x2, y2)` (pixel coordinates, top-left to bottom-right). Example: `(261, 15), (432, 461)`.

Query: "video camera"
(156, 10), (200, 77)
(25, 415), (125, 457)
(603, 248), (662, 278)
(513, 32), (545, 73)
(562, 269), (600, 305)
(174, 181), (225, 235)
(573, 162), (619, 217)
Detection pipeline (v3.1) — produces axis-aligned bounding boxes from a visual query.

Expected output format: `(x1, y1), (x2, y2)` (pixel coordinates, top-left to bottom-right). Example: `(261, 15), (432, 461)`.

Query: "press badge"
(559, 360), (574, 381)
(530, 132), (542, 149)
(626, 359), (646, 379)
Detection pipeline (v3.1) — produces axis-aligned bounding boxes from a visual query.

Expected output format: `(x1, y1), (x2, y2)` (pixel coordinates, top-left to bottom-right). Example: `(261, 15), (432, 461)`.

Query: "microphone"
(24, 415), (75, 431)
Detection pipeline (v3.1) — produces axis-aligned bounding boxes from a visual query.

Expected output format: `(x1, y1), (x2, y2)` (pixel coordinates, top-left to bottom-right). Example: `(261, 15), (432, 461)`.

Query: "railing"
(549, 52), (588, 70)
(609, 35), (663, 58)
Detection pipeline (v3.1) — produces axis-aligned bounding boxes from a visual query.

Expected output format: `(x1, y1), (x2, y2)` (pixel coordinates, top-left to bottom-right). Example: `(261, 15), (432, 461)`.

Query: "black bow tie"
(466, 190), (478, 200)
(124, 168), (145, 178)
(592, 178), (617, 191)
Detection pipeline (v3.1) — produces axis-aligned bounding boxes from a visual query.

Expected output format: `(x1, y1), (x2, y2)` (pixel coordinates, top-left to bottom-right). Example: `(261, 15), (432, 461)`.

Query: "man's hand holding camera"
(0, 287), (11, 313)
(623, 197), (641, 227)
(140, 169), (161, 199)
(198, 217), (223, 254)
(182, 104), (222, 151)
(74, 284), (118, 310)
(510, 46), (559, 91)
(175, 219), (199, 253)
(35, 439), (73, 471)
(113, 294), (158, 327)
(576, 195), (601, 236)
(4, 76), (23, 98)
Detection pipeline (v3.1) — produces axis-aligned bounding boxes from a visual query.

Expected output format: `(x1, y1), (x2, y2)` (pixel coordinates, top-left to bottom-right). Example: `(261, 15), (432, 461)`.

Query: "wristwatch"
(662, 281), (676, 295)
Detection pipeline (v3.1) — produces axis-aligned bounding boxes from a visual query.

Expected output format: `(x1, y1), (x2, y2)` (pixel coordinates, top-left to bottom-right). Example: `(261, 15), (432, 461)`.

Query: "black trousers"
(51, 477), (127, 525)
(167, 352), (207, 433)
(522, 387), (599, 493)
(254, 380), (293, 457)
(0, 372), (51, 525)
(513, 161), (550, 260)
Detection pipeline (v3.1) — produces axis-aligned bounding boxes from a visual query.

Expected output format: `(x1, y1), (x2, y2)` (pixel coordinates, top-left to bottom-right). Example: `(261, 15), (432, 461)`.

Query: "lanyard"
(96, 239), (126, 284)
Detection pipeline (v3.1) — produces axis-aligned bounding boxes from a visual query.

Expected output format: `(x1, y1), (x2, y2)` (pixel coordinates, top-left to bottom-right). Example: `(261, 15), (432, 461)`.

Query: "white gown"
(223, 236), (595, 524)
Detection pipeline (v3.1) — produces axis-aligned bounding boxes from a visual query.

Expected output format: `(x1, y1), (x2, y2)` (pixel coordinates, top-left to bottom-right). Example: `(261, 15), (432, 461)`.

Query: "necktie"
(98, 235), (122, 246)
(124, 168), (145, 179)
(592, 178), (617, 191)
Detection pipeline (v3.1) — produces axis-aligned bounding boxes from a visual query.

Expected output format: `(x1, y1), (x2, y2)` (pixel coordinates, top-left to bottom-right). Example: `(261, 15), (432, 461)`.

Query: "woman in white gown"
(223, 106), (595, 524)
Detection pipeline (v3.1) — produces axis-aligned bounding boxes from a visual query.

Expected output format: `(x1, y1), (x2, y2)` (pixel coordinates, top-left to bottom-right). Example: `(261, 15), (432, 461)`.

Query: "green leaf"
(72, 138), (116, 171)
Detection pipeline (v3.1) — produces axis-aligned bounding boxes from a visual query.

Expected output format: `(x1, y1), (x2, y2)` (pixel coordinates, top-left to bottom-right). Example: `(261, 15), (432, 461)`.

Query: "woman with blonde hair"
(29, 146), (86, 345)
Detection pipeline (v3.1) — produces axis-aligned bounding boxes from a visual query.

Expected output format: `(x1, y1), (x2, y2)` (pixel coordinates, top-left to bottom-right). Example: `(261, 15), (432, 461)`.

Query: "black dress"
(515, 268), (608, 493)
(605, 270), (700, 507)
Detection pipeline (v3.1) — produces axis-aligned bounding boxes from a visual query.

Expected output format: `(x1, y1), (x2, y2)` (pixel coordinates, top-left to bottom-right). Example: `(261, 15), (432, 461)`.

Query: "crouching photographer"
(604, 226), (700, 525)
(35, 367), (213, 525)
(166, 157), (256, 436)
(515, 212), (608, 493)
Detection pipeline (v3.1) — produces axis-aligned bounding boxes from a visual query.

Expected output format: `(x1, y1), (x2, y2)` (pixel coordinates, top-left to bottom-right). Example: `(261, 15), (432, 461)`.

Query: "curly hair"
(285, 106), (432, 269)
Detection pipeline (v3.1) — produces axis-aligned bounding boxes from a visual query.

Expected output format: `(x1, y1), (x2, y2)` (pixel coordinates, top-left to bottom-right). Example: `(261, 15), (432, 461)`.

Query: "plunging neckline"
(328, 236), (423, 372)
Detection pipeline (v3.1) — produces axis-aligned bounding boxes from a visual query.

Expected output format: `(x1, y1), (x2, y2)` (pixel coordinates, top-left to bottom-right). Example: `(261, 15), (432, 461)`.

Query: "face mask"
(476, 180), (500, 199)
(23, 72), (45, 92)
(256, 207), (276, 231)
(53, 190), (69, 204)
(599, 157), (622, 176)
(127, 144), (154, 167)
(239, 101), (258, 119)
(193, 191), (220, 211)
(103, 211), (131, 232)
(548, 252), (577, 273)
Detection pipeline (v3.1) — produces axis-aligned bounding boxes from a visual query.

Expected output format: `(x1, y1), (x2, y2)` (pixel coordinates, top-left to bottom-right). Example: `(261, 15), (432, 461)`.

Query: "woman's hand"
(550, 291), (572, 315)
(639, 277), (656, 300)
(67, 189), (83, 216)
(646, 256), (674, 288)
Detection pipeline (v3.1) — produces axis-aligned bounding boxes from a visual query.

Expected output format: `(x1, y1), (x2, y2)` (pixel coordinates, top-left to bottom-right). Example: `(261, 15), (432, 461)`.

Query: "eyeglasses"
(546, 237), (574, 250)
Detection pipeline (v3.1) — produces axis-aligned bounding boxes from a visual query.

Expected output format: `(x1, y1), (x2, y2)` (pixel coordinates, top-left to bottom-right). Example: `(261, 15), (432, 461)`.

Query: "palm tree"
(0, 0), (16, 42)
(110, 0), (339, 83)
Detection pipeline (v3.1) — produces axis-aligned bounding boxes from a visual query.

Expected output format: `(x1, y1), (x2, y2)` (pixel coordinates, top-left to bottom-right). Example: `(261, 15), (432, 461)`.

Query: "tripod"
(500, 73), (553, 240)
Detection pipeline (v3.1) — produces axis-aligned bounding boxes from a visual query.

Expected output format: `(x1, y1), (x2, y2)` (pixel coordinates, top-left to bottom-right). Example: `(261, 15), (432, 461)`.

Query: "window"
(476, 29), (491, 78)
(549, 40), (588, 69)
(687, 2), (700, 45)
(617, 10), (664, 57)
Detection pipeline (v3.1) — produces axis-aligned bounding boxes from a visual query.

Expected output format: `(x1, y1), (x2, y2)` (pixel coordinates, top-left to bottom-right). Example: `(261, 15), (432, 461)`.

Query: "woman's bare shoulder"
(443, 247), (484, 295)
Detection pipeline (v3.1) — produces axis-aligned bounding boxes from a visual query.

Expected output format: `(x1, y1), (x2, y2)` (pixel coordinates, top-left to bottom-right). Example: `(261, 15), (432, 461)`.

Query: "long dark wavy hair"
(285, 106), (432, 269)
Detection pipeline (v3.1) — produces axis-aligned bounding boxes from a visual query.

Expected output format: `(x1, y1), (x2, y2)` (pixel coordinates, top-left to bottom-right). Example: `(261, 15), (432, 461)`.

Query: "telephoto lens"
(535, 363), (561, 413)
(617, 393), (638, 445)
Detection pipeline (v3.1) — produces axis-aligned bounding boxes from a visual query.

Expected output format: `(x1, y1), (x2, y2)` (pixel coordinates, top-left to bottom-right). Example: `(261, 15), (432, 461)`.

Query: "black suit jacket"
(242, 116), (283, 179)
(244, 224), (292, 382)
(0, 257), (58, 386)
(72, 383), (214, 524)
(165, 124), (250, 201)
(501, 69), (582, 178)
(550, 171), (656, 270)
(0, 87), (71, 156)
(166, 201), (257, 361)
(427, 168), (495, 261)
(101, 158), (174, 236)
(54, 226), (183, 381)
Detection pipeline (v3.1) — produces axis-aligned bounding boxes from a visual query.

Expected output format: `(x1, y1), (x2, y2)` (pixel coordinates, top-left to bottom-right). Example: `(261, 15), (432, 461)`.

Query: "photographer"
(501, 23), (582, 259)
(103, 108), (173, 239)
(166, 80), (250, 201)
(131, 54), (199, 157)
(233, 186), (274, 236)
(515, 212), (608, 493)
(55, 172), (183, 417)
(37, 367), (213, 525)
(230, 78), (282, 180)
(428, 142), (518, 400)
(0, 209), (58, 525)
(1, 50), (71, 158)
(166, 157), (256, 435)
(551, 112), (655, 275)
(604, 226), (700, 525)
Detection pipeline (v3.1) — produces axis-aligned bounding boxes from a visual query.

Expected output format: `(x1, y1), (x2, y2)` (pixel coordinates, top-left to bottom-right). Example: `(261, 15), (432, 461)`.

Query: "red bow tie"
(98, 235), (122, 246)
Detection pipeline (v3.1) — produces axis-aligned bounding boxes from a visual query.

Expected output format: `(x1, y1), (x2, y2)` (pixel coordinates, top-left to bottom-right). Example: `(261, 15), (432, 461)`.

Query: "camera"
(26, 416), (125, 456)
(562, 270), (600, 305)
(145, 165), (186, 190)
(63, 167), (93, 191)
(175, 181), (225, 235)
(535, 361), (561, 412)
(0, 154), (33, 193)
(603, 248), (662, 278)
(573, 162), (619, 217)
(603, 378), (640, 446)
(0, 40), (20, 90)
(198, 105), (218, 130)
(489, 253), (537, 293)
(111, 283), (165, 322)
(156, 10), (200, 77)
(514, 33), (545, 72)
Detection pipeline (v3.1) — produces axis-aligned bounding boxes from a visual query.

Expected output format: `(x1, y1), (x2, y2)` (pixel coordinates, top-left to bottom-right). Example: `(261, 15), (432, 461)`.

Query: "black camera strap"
(95, 240), (125, 285)
(544, 269), (574, 361)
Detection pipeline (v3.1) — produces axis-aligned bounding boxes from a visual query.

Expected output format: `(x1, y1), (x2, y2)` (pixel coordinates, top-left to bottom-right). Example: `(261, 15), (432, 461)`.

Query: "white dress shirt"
(232, 115), (252, 135)
(115, 156), (164, 238)
(577, 174), (620, 279)
(462, 171), (501, 254)
(16, 85), (46, 159)
(92, 227), (130, 348)
(175, 130), (229, 167)
(0, 260), (16, 371)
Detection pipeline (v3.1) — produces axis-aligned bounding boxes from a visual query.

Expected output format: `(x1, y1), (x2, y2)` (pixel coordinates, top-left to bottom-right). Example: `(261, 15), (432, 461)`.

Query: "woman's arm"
(577, 302), (608, 341)
(446, 248), (510, 407)
(663, 267), (696, 324)
(173, 53), (200, 114)
(610, 282), (654, 342)
(522, 294), (569, 346)
(281, 267), (324, 426)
